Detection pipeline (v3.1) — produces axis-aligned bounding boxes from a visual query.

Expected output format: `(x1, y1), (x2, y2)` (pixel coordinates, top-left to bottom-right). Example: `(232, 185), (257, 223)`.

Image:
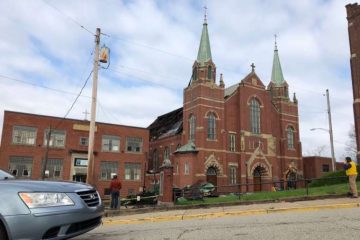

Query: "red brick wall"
(303, 156), (333, 179)
(346, 3), (360, 161)
(0, 111), (149, 198)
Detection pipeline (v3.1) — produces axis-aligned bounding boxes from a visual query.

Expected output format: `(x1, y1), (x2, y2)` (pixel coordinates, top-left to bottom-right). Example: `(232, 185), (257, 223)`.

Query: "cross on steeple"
(83, 110), (89, 120)
(251, 63), (256, 72)
(274, 34), (278, 50)
(204, 6), (207, 23)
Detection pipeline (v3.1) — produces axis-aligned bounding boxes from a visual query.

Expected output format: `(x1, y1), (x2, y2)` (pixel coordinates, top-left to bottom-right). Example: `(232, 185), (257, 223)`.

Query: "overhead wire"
(48, 70), (93, 131)
(42, 0), (94, 36)
(0, 74), (90, 98)
(58, 70), (93, 124)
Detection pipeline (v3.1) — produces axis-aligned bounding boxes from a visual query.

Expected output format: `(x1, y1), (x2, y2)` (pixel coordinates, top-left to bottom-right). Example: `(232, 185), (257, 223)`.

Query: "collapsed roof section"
(147, 107), (183, 140)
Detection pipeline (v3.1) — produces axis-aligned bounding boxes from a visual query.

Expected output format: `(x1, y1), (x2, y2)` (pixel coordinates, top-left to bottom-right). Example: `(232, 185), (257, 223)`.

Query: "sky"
(0, 0), (356, 161)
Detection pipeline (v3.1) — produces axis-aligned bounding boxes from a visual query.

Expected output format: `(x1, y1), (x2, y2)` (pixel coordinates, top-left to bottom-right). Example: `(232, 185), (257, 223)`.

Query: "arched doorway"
(253, 166), (266, 192)
(206, 166), (217, 189)
(286, 171), (297, 190)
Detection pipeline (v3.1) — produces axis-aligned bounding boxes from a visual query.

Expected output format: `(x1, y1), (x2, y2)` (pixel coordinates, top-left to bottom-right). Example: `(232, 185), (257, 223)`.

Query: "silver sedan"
(0, 169), (104, 240)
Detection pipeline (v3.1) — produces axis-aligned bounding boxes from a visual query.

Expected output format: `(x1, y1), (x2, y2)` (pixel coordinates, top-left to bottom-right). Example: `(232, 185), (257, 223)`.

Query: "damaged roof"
(148, 107), (183, 140)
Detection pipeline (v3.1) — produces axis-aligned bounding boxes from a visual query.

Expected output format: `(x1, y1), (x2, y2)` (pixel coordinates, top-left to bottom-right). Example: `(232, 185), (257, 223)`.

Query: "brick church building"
(147, 17), (303, 192)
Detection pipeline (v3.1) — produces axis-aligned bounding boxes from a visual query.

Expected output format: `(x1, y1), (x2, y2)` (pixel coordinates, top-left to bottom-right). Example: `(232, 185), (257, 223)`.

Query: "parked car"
(0, 169), (104, 240)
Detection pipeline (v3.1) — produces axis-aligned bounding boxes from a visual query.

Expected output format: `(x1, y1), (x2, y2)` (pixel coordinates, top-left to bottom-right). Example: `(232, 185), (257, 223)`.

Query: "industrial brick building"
(0, 111), (149, 197)
(147, 17), (303, 192)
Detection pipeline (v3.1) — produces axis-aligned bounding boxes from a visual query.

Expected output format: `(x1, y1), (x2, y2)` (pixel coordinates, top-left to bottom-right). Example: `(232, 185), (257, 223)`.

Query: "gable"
(241, 72), (265, 89)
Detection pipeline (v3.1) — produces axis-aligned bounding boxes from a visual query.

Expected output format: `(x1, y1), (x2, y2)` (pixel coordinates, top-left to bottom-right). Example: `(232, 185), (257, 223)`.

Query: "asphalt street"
(75, 207), (360, 240)
(73, 197), (360, 240)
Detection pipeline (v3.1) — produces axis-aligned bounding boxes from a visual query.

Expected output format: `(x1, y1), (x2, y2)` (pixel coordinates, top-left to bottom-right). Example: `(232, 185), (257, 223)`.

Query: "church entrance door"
(206, 167), (217, 191)
(253, 166), (266, 192)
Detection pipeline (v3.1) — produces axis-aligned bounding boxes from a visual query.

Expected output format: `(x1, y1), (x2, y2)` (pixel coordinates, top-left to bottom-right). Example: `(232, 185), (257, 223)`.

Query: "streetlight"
(310, 128), (336, 172)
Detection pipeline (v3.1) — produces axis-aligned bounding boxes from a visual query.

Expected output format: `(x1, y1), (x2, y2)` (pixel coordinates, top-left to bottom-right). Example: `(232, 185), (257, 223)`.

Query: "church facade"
(147, 17), (303, 192)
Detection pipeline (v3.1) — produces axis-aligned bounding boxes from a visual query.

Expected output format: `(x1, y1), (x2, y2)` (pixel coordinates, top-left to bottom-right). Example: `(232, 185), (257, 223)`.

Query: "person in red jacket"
(109, 175), (122, 209)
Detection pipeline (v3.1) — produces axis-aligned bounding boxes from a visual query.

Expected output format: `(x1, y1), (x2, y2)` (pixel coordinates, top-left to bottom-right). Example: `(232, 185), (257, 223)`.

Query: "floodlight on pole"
(310, 126), (336, 172)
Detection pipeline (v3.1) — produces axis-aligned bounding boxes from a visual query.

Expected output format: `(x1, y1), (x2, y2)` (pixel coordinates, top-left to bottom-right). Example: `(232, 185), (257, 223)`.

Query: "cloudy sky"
(0, 0), (355, 161)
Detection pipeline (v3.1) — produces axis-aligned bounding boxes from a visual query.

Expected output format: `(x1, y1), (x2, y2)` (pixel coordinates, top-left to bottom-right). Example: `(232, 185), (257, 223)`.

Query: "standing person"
(109, 175), (122, 209)
(343, 157), (358, 198)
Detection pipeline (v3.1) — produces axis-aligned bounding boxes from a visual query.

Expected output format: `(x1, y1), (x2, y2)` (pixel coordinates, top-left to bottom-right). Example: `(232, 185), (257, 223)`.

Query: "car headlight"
(19, 192), (74, 208)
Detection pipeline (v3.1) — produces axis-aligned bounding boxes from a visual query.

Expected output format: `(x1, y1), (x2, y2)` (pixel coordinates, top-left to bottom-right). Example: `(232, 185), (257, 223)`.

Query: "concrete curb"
(103, 194), (347, 218)
(102, 202), (360, 226)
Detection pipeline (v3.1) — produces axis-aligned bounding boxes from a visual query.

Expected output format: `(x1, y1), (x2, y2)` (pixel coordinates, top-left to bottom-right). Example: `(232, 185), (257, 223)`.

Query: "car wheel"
(0, 222), (8, 240)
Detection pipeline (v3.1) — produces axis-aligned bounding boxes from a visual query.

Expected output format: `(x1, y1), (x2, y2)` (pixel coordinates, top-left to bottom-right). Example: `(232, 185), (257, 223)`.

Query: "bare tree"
(305, 145), (327, 157)
(343, 124), (357, 160)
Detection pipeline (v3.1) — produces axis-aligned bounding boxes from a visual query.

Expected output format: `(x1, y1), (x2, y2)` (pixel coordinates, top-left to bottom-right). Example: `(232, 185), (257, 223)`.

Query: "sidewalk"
(102, 197), (360, 225)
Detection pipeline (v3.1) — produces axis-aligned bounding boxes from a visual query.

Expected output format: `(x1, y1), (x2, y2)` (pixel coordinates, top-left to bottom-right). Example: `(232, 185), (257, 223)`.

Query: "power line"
(109, 35), (193, 62)
(107, 68), (180, 91)
(42, 0), (94, 36)
(0, 74), (90, 98)
(59, 70), (93, 123)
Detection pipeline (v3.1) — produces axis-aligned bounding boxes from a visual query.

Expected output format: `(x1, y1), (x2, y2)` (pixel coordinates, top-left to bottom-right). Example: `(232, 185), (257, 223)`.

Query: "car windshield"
(0, 169), (15, 180)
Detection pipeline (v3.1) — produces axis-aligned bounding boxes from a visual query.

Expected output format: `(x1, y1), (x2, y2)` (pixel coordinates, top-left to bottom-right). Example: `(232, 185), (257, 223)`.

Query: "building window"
(102, 135), (120, 152)
(184, 162), (190, 175)
(189, 115), (196, 141)
(42, 159), (63, 179)
(207, 112), (216, 140)
(208, 66), (212, 80)
(229, 166), (237, 184)
(125, 163), (141, 181)
(164, 146), (170, 160)
(44, 129), (66, 148)
(193, 67), (197, 81)
(152, 149), (159, 172)
(322, 164), (330, 173)
(126, 137), (143, 153)
(12, 126), (37, 146)
(80, 137), (88, 146)
(9, 156), (33, 178)
(229, 134), (236, 152)
(250, 98), (261, 134)
(287, 127), (295, 149)
(100, 161), (118, 180)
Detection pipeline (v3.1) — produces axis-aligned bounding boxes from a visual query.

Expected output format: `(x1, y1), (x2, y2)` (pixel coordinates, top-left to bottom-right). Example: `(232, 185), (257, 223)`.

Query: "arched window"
(250, 98), (260, 134)
(207, 112), (216, 140)
(207, 66), (212, 80)
(189, 115), (196, 141)
(152, 149), (159, 172)
(193, 67), (197, 81)
(287, 126), (295, 149)
(164, 146), (170, 160)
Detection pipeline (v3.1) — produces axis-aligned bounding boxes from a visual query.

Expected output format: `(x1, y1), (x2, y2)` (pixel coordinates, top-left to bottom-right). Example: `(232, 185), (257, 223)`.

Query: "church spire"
(271, 34), (285, 86)
(196, 6), (212, 65)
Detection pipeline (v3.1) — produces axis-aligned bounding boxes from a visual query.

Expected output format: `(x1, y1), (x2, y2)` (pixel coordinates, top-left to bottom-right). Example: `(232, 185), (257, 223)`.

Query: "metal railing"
(173, 175), (350, 202)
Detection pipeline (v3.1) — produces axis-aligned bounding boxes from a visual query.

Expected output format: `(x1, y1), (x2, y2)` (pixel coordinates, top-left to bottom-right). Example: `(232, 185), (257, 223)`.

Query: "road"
(74, 207), (360, 240)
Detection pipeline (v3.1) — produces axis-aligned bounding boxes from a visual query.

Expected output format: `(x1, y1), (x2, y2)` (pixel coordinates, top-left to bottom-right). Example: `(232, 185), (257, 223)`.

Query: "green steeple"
(271, 41), (285, 86)
(196, 19), (212, 65)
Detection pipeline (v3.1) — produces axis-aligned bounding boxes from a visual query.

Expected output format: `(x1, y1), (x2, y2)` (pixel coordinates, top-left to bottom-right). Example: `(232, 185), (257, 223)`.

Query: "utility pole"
(326, 89), (336, 172)
(87, 28), (101, 185)
(42, 125), (52, 180)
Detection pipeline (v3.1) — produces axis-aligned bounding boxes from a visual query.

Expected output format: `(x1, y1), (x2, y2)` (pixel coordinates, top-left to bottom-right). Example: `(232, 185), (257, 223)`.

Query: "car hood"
(0, 180), (95, 193)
